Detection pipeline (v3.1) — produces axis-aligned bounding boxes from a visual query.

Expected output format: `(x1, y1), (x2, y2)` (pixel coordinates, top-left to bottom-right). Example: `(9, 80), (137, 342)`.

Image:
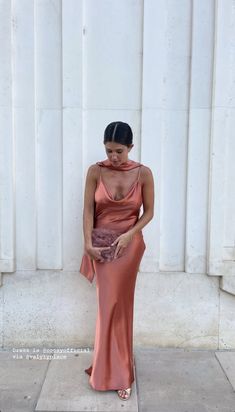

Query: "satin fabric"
(79, 159), (146, 390)
(97, 158), (141, 171)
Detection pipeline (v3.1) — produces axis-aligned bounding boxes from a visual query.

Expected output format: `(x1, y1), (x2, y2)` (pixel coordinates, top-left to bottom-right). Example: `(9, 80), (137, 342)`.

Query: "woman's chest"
(101, 169), (140, 200)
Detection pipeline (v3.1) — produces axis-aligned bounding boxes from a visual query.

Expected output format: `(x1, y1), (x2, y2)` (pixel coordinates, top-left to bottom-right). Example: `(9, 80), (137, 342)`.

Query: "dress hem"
(84, 367), (135, 391)
(88, 378), (135, 391)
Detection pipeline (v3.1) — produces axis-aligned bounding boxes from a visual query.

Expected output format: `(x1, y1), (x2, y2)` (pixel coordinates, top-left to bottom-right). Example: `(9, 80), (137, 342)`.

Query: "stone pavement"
(0, 347), (235, 412)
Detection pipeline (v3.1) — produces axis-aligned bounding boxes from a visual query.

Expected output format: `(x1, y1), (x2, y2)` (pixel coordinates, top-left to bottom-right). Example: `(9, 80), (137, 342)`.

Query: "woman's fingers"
(111, 236), (120, 247)
(90, 243), (127, 261)
(114, 245), (124, 259)
(96, 250), (104, 262)
(114, 249), (119, 259)
(92, 246), (111, 261)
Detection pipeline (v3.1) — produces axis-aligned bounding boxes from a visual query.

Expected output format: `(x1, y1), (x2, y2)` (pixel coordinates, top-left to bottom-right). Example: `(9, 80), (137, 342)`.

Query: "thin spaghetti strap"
(99, 165), (102, 181)
(137, 165), (142, 182)
(96, 165), (102, 185)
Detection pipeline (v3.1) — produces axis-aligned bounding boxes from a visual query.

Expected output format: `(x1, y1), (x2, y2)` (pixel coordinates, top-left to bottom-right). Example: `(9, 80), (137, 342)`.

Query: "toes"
(121, 390), (128, 398)
(117, 388), (131, 399)
(118, 389), (126, 399)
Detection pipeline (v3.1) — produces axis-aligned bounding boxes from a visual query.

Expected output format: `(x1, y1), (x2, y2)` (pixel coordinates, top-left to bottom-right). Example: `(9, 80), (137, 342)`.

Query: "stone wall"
(0, 0), (234, 349)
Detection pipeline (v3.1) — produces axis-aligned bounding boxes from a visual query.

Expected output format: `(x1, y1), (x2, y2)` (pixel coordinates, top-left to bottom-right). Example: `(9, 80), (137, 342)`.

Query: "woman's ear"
(128, 144), (134, 152)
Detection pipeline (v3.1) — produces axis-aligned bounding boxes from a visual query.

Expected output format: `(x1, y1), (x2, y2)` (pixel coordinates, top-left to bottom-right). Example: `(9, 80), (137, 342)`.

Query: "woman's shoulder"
(140, 164), (153, 176)
(139, 164), (154, 185)
(87, 163), (100, 173)
(86, 163), (100, 180)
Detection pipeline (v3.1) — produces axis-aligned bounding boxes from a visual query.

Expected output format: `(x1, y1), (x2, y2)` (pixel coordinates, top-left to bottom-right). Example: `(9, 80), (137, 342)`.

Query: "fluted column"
(185, 0), (214, 273)
(141, 0), (192, 272)
(0, 1), (15, 278)
(35, 0), (63, 269)
(208, 0), (235, 295)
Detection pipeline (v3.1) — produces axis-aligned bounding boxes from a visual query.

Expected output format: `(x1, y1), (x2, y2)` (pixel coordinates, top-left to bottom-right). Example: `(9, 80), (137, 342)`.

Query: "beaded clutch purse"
(91, 228), (123, 262)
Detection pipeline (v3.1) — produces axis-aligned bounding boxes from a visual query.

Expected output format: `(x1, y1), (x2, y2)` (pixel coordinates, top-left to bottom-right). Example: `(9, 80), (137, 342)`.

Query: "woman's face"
(104, 141), (133, 166)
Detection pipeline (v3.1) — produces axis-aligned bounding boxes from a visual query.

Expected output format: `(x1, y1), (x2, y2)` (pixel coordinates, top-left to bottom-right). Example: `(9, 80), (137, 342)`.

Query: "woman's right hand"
(85, 245), (111, 262)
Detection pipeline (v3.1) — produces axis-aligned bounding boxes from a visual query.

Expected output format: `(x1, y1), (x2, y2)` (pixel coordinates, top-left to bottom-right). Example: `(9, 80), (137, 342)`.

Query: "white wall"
(0, 0), (235, 349)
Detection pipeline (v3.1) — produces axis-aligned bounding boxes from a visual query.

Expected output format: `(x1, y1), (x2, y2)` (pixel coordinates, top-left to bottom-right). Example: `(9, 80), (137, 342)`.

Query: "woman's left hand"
(111, 231), (134, 259)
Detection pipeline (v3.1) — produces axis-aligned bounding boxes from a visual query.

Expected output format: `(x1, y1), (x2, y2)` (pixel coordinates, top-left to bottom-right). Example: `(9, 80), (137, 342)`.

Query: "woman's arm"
(83, 165), (97, 249)
(82, 165), (110, 261)
(112, 166), (154, 257)
(128, 166), (154, 236)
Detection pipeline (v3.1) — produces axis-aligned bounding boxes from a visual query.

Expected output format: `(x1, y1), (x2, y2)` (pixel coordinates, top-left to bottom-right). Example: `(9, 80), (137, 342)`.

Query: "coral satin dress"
(79, 159), (146, 390)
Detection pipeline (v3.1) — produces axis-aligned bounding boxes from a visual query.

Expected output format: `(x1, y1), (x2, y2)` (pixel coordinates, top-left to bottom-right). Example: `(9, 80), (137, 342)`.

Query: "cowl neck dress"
(79, 159), (146, 390)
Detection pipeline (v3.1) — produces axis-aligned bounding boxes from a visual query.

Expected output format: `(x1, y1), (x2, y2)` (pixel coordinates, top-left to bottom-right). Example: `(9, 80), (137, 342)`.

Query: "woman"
(79, 121), (154, 400)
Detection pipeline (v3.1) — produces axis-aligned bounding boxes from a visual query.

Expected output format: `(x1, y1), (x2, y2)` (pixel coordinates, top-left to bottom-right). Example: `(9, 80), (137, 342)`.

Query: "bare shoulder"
(140, 165), (154, 183)
(86, 164), (100, 180)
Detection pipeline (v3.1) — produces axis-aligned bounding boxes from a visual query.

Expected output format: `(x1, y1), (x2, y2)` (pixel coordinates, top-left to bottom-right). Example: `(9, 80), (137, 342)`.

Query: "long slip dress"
(79, 159), (146, 391)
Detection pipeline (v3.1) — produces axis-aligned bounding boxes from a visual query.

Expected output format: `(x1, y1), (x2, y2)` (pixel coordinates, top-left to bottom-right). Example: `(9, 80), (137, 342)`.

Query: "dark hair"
(103, 121), (133, 146)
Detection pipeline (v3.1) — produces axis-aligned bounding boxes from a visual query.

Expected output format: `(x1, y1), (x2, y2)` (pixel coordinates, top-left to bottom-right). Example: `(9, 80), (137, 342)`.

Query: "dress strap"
(98, 164), (102, 181)
(137, 165), (142, 182)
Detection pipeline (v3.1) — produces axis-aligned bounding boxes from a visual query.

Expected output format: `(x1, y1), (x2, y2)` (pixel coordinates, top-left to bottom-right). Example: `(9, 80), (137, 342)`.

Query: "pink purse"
(91, 228), (123, 262)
